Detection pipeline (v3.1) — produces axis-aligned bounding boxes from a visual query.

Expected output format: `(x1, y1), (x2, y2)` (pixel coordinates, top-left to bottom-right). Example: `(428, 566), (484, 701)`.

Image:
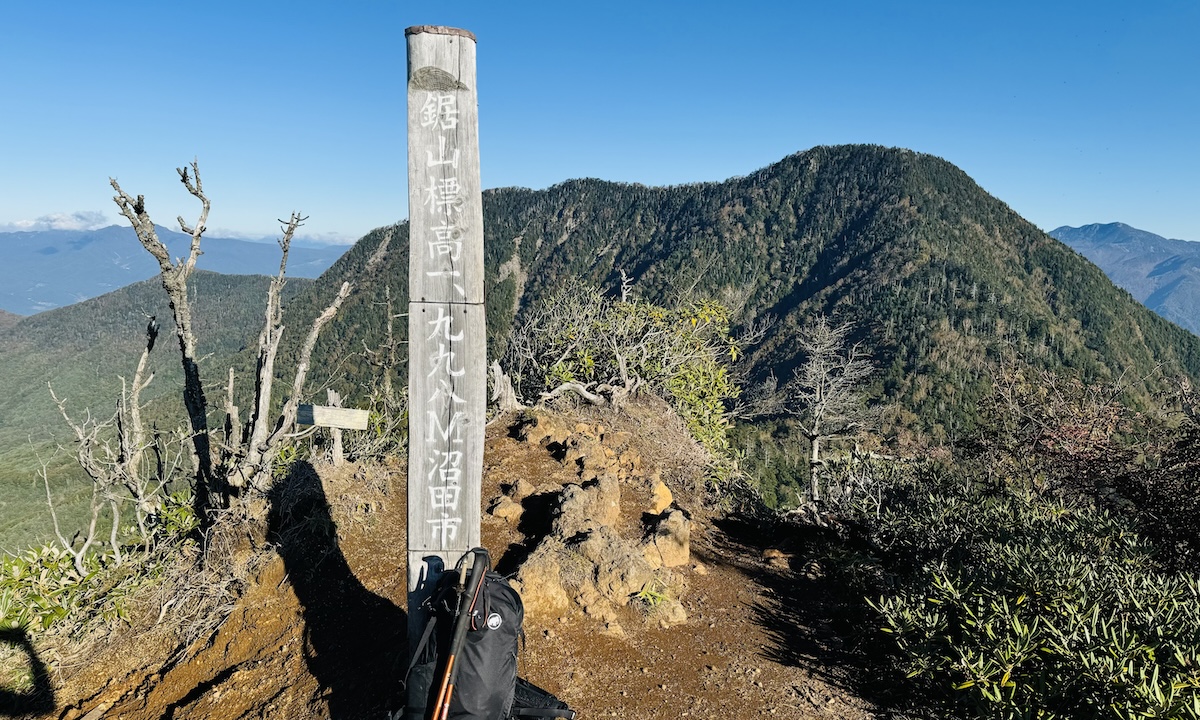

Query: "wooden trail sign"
(405, 25), (485, 608)
(296, 404), (370, 431)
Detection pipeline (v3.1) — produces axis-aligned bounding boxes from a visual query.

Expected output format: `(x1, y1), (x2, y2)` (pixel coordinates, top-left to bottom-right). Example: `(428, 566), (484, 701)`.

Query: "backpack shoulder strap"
(399, 613), (438, 692)
(511, 709), (577, 719)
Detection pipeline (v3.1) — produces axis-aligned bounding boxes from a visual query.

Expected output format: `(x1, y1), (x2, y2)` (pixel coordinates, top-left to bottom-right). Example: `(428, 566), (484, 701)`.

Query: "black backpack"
(402, 548), (576, 720)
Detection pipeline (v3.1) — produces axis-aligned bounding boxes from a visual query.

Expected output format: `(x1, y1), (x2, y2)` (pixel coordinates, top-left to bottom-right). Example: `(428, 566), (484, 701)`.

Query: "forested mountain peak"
(1052, 221), (1184, 247)
(292, 145), (1200, 442)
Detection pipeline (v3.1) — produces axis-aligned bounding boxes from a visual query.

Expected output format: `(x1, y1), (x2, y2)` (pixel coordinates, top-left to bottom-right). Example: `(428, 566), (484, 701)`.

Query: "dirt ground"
(11, 403), (880, 720)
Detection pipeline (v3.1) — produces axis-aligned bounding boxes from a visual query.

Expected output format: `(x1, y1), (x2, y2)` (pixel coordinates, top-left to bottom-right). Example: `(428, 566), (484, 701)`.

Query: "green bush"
(850, 470), (1200, 719)
(0, 490), (197, 633)
(505, 281), (740, 456)
(345, 386), (409, 462)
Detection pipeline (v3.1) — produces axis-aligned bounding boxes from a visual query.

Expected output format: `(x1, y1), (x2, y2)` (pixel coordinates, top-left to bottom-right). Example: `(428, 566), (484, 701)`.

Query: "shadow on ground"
(0, 628), (54, 718)
(269, 462), (407, 720)
(705, 513), (921, 717)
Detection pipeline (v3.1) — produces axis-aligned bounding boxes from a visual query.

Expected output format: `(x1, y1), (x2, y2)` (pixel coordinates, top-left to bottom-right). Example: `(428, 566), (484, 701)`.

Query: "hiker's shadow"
(0, 627), (54, 717)
(269, 462), (407, 719)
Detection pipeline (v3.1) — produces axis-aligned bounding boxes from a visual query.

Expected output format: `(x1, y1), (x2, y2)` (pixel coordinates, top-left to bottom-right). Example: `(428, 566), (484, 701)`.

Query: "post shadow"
(0, 627), (55, 717)
(710, 512), (929, 716)
(269, 461), (407, 719)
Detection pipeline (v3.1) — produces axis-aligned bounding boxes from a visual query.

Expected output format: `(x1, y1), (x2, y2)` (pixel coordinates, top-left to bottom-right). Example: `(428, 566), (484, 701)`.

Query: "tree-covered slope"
(0, 272), (312, 549)
(0, 309), (21, 331)
(285, 145), (1200, 442)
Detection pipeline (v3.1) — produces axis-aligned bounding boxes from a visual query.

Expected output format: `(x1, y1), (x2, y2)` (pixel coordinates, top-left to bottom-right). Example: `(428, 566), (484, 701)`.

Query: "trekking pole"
(431, 548), (490, 720)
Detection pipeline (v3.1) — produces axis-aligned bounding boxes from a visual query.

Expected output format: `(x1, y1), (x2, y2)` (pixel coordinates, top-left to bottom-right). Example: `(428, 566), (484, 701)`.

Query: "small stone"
(488, 496), (524, 524)
(649, 480), (673, 514)
(602, 621), (625, 638)
(603, 430), (632, 448)
(693, 563), (708, 576)
(511, 478), (536, 501)
(763, 548), (790, 569)
(658, 599), (688, 627)
(648, 510), (690, 568)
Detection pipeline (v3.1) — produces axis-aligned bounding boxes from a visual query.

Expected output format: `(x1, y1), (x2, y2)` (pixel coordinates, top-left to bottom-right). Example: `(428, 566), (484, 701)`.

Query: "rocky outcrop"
(490, 411), (694, 629)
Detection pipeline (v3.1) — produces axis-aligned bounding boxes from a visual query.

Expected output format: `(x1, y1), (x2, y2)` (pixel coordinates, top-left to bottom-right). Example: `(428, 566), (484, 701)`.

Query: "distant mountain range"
(0, 225), (347, 316)
(1050, 223), (1200, 335)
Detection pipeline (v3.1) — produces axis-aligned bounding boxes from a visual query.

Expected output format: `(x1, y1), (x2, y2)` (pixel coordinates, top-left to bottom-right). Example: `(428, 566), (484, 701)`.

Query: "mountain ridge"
(286, 145), (1200, 443)
(1050, 222), (1200, 335)
(0, 224), (346, 315)
(5, 144), (1200, 547)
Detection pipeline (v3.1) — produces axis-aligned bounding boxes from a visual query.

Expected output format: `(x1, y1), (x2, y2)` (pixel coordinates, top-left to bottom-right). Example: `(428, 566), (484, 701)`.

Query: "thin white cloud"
(0, 211), (112, 232)
(296, 231), (358, 246)
(204, 227), (356, 246)
(204, 226), (272, 242)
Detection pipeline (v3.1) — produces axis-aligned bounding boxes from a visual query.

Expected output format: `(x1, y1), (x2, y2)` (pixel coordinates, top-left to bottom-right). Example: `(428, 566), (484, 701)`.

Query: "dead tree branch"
(110, 161), (214, 521)
(228, 228), (388, 492)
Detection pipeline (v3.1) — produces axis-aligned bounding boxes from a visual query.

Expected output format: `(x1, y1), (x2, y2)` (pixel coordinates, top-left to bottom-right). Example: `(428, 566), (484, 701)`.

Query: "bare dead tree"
(38, 445), (101, 576)
(617, 268), (634, 303)
(726, 314), (782, 420)
(43, 319), (175, 570)
(46, 393), (129, 572)
(489, 360), (523, 415)
(222, 226), (389, 493)
(784, 316), (873, 502)
(731, 372), (788, 420)
(361, 284), (406, 402)
(111, 161), (215, 522)
(221, 212), (309, 491)
(112, 163), (386, 513)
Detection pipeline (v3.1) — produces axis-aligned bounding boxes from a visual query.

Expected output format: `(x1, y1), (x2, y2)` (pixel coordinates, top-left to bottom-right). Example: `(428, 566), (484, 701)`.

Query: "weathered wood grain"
(296, 404), (370, 431)
(406, 28), (484, 305)
(405, 25), (485, 605)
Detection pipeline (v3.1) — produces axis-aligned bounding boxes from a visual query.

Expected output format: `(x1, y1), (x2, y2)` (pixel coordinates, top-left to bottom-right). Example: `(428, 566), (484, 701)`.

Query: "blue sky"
(1, 0), (1196, 244)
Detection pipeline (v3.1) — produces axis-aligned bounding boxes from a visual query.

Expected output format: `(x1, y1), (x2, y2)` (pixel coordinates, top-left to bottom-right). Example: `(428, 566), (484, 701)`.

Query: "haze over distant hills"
(1051, 223), (1200, 336)
(0, 225), (346, 315)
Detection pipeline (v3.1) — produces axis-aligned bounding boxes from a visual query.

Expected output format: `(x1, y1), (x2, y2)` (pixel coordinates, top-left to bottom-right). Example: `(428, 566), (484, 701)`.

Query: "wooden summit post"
(405, 23), (486, 648)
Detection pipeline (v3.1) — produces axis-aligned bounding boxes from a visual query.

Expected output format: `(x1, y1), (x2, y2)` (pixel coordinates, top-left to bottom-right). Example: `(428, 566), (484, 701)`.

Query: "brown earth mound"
(11, 399), (877, 720)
